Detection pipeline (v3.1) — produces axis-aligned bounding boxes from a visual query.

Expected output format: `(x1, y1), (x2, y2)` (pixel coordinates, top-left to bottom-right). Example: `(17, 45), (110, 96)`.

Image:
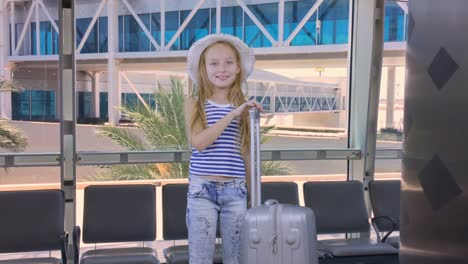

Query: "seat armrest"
(371, 216), (397, 242)
(73, 226), (81, 264)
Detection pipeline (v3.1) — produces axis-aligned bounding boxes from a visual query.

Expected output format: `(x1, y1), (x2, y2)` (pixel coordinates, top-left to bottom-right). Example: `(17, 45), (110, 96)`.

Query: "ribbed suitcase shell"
(240, 202), (318, 264)
(241, 109), (318, 264)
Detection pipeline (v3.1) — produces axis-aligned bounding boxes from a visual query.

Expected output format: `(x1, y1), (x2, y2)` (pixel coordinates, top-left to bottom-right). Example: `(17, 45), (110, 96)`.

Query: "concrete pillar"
(385, 66), (395, 128)
(0, 0), (12, 119)
(107, 0), (120, 125)
(91, 72), (101, 118)
(401, 1), (468, 263)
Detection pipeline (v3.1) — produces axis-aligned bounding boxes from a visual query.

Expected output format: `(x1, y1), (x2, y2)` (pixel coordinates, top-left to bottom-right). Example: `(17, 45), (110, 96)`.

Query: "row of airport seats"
(0, 180), (400, 264)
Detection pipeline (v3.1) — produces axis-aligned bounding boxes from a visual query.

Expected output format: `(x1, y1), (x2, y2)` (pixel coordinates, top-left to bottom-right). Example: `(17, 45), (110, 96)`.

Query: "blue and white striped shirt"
(189, 99), (246, 178)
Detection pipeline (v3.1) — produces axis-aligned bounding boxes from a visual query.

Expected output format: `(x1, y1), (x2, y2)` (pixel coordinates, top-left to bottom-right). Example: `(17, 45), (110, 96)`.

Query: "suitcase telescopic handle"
(249, 108), (261, 208)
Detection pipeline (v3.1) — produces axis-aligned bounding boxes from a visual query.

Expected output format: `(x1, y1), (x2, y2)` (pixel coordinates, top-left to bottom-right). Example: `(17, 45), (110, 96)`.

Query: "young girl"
(184, 34), (263, 264)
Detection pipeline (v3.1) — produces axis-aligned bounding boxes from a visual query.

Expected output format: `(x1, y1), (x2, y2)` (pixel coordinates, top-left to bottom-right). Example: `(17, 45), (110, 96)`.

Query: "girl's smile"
(204, 43), (240, 90)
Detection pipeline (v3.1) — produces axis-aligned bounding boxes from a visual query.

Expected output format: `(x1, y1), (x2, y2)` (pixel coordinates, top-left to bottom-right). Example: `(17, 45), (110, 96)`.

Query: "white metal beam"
(35, 0), (39, 55)
(121, 0), (160, 51)
(278, 0), (284, 46)
(216, 0), (221, 34)
(236, 0), (276, 45)
(76, 0), (107, 54)
(347, 0), (385, 226)
(160, 0), (165, 50)
(120, 71), (150, 112)
(166, 0), (205, 50)
(108, 0), (121, 125)
(37, 0), (58, 33)
(9, 1), (14, 55)
(285, 0), (324, 46)
(13, 0), (35, 55)
(396, 1), (408, 14)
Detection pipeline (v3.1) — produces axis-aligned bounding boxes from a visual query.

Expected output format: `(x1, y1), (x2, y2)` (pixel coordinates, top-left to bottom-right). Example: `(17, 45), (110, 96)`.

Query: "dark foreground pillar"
(401, 1), (468, 263)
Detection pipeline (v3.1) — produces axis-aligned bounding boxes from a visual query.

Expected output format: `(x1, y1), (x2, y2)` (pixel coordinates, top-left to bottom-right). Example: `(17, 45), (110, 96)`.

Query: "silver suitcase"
(240, 109), (318, 264)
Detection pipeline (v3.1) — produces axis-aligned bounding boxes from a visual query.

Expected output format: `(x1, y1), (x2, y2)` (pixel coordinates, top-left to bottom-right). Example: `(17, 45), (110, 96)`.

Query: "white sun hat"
(186, 34), (255, 85)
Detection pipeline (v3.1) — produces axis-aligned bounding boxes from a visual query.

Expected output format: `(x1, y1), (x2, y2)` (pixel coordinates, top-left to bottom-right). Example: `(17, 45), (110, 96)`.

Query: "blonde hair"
(189, 41), (250, 154)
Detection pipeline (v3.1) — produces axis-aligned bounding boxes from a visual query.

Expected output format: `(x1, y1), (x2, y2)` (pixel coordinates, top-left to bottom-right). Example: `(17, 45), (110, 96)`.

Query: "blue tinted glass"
(244, 3), (278, 47)
(99, 17), (108, 52)
(284, 0), (317, 46)
(123, 93), (138, 109)
(165, 11), (180, 50)
(76, 18), (98, 53)
(52, 21), (59, 54)
(384, 2), (405, 42)
(31, 22), (36, 55)
(123, 13), (151, 52)
(150, 13), (161, 51)
(11, 91), (30, 120)
(100, 92), (108, 120)
(40, 22), (49, 54)
(319, 0), (349, 44)
(30, 90), (55, 121)
(77, 92), (92, 119)
(180, 9), (210, 50)
(119, 16), (124, 52)
(212, 7), (243, 38)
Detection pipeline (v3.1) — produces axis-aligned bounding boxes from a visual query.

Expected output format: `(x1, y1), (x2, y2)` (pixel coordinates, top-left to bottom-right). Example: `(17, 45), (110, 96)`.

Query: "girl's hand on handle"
(232, 100), (265, 118)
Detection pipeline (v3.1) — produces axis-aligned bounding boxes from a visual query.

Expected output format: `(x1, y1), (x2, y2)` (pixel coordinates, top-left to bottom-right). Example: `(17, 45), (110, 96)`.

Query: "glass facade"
(31, 21), (59, 55)
(121, 93), (156, 110)
(14, 0), (406, 55)
(12, 90), (56, 121)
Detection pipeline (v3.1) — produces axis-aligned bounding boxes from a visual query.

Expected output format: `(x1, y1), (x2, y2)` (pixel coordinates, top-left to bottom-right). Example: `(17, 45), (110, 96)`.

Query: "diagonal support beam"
(285, 0), (324, 46)
(120, 72), (151, 112)
(396, 2), (408, 14)
(13, 0), (36, 55)
(236, 0), (276, 45)
(76, 0), (106, 54)
(121, 0), (160, 50)
(166, 0), (205, 50)
(38, 0), (59, 33)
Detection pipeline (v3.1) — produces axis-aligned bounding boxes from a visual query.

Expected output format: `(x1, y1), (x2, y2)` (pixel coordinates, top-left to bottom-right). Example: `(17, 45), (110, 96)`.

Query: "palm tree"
(0, 79), (28, 152)
(94, 78), (289, 181)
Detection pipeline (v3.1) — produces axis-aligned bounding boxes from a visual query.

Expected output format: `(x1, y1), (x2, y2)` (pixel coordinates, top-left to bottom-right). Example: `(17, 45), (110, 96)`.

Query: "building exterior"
(0, 0), (406, 126)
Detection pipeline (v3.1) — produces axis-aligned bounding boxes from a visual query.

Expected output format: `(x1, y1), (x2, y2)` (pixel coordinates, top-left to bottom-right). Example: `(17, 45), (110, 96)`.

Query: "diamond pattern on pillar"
(427, 48), (459, 90)
(418, 155), (462, 211)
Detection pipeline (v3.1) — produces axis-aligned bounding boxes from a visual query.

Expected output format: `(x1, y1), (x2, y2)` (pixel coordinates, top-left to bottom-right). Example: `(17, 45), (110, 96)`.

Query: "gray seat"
(303, 181), (398, 258)
(261, 182), (299, 205)
(162, 184), (222, 264)
(0, 190), (68, 264)
(75, 185), (159, 264)
(369, 180), (401, 249)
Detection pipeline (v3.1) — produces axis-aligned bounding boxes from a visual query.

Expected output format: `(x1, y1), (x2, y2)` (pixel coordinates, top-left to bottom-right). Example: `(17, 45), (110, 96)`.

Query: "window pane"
(284, 1), (317, 46)
(244, 3), (278, 47)
(164, 11), (180, 50)
(76, 18), (98, 53)
(99, 17), (108, 53)
(123, 14), (151, 52)
(180, 9), (210, 50)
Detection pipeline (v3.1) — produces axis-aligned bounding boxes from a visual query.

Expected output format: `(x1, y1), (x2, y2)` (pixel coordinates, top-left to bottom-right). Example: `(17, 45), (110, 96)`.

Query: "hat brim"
(187, 34), (255, 85)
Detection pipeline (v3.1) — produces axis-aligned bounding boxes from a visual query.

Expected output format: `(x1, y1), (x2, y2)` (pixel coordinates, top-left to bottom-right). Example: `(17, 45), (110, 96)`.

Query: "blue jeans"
(186, 175), (247, 264)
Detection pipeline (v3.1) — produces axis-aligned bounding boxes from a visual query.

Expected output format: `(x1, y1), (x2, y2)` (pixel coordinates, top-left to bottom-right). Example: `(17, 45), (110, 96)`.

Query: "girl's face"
(204, 43), (240, 91)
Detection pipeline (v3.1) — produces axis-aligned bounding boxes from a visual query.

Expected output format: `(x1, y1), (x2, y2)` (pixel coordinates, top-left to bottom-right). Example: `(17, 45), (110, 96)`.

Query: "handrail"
(0, 148), (403, 167)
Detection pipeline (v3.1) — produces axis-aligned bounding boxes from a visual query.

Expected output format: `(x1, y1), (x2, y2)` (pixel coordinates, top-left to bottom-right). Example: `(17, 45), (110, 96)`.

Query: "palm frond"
(0, 79), (23, 92)
(261, 161), (291, 176)
(0, 120), (28, 151)
(96, 125), (147, 150)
